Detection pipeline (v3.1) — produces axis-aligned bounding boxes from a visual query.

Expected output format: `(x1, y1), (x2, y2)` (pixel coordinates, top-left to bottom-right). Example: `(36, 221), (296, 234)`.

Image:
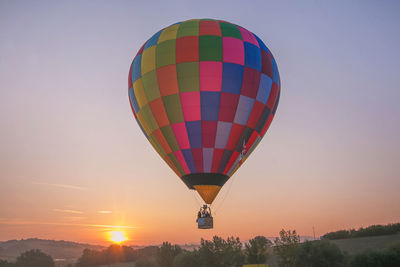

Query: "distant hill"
(0, 238), (104, 265)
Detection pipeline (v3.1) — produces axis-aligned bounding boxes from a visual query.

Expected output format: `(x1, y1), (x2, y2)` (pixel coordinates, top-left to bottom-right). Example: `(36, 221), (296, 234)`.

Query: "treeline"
(351, 243), (400, 267)
(75, 236), (270, 267)
(323, 223), (400, 240)
(1, 230), (400, 267)
(74, 230), (400, 267)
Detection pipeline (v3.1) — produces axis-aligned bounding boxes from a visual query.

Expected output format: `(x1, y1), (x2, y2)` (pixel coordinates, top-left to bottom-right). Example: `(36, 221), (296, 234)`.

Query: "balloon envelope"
(128, 19), (280, 204)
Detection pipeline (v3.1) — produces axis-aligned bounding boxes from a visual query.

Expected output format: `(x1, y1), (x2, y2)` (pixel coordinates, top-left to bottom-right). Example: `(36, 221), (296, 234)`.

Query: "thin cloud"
(98, 210), (112, 214)
(53, 209), (84, 214)
(31, 182), (88, 191)
(64, 216), (88, 221)
(0, 219), (136, 229)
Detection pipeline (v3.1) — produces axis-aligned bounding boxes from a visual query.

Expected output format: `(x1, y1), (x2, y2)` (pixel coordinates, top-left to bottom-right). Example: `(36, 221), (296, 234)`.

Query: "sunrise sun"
(109, 231), (127, 244)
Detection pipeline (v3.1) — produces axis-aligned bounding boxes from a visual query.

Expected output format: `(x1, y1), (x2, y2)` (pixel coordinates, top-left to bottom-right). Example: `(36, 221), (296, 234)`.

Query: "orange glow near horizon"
(108, 231), (128, 244)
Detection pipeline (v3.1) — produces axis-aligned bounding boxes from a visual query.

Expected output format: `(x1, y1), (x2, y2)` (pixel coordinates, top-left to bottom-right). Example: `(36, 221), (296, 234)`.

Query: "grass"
(330, 233), (400, 254)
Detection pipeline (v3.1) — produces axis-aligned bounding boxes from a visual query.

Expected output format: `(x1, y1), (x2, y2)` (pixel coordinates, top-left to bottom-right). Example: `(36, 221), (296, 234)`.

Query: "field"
(331, 233), (400, 254)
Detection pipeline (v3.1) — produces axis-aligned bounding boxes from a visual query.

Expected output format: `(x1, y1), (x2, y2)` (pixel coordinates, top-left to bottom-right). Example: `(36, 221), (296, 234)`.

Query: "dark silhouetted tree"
(295, 240), (345, 267)
(274, 229), (300, 267)
(15, 249), (54, 267)
(103, 244), (126, 263)
(198, 236), (244, 267)
(350, 242), (400, 267)
(75, 248), (102, 267)
(156, 242), (182, 267)
(244, 236), (272, 264)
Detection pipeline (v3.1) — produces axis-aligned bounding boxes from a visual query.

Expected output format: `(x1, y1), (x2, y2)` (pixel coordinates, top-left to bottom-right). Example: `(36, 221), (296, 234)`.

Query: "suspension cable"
(213, 175), (236, 215)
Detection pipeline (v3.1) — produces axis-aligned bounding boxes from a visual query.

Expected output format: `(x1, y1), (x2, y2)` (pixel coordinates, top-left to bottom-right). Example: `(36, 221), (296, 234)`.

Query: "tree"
(244, 236), (272, 264)
(173, 251), (201, 267)
(198, 236), (245, 267)
(103, 244), (126, 264)
(350, 243), (400, 267)
(131, 246), (159, 261)
(15, 249), (55, 267)
(274, 229), (300, 267)
(156, 242), (182, 267)
(295, 240), (345, 267)
(351, 249), (385, 267)
(75, 248), (102, 267)
(198, 237), (218, 267)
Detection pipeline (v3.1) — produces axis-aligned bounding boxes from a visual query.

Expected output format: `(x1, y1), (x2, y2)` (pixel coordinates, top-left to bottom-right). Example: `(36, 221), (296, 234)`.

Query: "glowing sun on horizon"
(109, 231), (127, 244)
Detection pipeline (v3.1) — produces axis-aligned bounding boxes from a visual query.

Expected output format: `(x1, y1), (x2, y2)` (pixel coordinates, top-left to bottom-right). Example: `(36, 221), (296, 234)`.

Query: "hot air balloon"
(128, 19), (280, 229)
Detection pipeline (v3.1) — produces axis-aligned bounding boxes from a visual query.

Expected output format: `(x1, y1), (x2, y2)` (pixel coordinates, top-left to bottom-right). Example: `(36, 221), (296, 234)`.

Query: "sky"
(0, 0), (399, 246)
